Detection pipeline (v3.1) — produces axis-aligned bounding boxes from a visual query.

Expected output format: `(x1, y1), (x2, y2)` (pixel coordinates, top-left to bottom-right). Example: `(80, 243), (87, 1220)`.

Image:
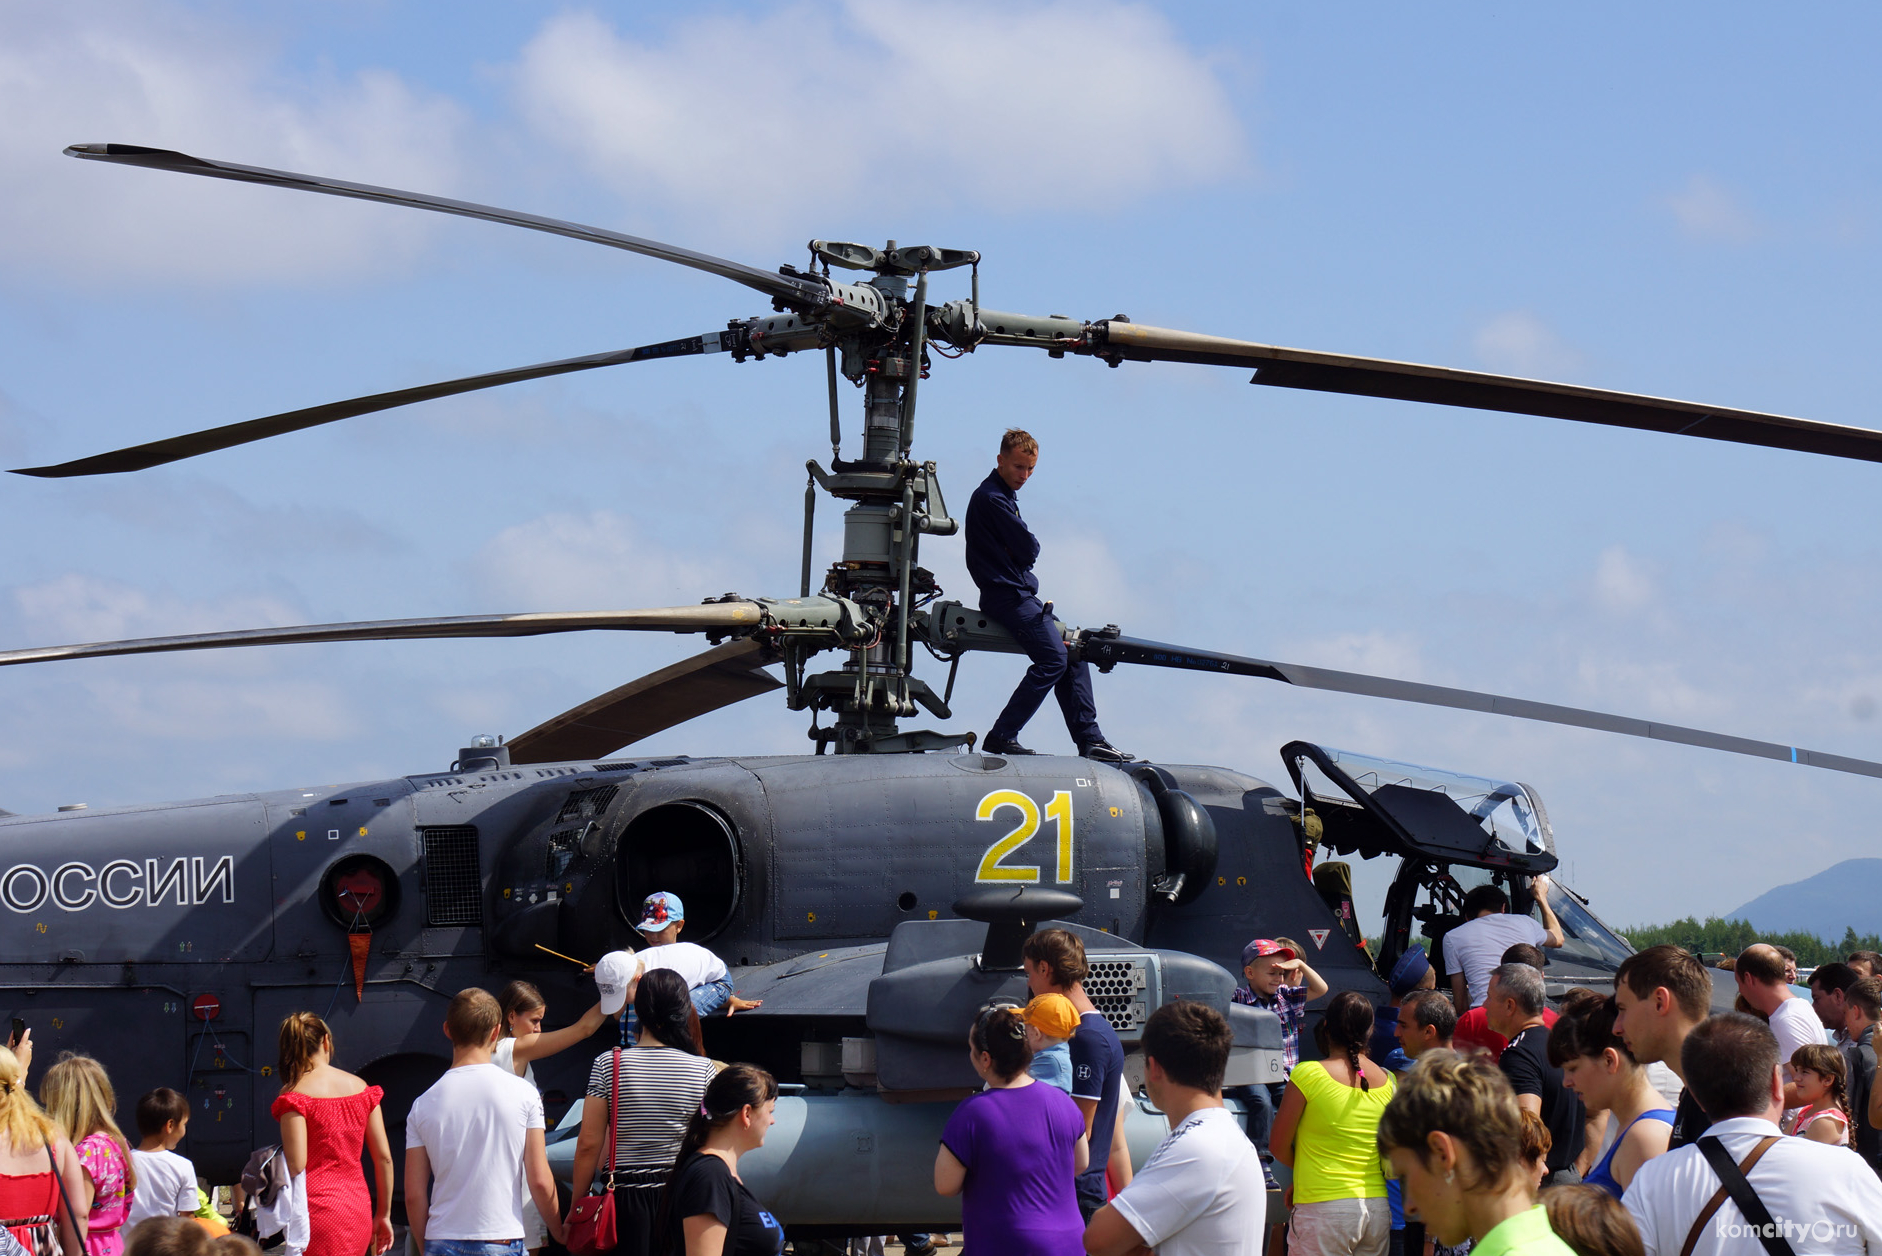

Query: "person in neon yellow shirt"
(1271, 991), (1395, 1254)
(1376, 1051), (1577, 1256)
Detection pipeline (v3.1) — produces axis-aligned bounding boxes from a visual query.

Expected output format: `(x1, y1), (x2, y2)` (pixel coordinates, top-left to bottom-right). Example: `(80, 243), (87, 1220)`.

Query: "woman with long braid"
(662, 1065), (783, 1256)
(1271, 990), (1395, 1255)
(570, 969), (718, 1256)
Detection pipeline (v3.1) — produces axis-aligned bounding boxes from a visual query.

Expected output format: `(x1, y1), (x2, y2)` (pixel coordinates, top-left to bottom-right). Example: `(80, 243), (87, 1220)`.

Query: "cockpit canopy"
(1281, 742), (1558, 874)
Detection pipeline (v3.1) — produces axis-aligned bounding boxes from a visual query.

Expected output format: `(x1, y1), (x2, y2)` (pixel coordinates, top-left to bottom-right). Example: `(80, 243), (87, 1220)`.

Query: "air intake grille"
(421, 826), (482, 926)
(1086, 956), (1152, 1033)
(557, 786), (618, 825)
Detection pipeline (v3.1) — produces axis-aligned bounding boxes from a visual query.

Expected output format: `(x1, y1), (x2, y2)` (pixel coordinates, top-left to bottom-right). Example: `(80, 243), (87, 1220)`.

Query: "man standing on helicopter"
(965, 428), (1132, 762)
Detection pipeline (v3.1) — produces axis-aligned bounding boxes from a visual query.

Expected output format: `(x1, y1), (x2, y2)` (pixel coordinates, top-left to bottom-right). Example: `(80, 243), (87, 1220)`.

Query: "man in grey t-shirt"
(1444, 879), (1563, 1009)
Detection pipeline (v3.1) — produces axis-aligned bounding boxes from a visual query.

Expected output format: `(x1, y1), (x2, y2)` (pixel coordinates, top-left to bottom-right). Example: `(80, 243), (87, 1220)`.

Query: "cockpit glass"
(1302, 747), (1552, 857)
(1540, 885), (1635, 970)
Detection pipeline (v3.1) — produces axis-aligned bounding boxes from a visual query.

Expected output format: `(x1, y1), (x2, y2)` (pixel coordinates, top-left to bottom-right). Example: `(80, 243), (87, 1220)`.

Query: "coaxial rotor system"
(12, 141), (1882, 775)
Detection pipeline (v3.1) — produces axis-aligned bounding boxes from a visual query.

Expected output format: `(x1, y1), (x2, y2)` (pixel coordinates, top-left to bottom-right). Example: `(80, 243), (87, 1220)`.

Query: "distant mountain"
(1728, 858), (1882, 940)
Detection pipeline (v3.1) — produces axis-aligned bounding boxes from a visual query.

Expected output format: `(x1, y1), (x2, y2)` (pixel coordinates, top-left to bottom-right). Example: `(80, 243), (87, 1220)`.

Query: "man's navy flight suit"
(964, 469), (1106, 750)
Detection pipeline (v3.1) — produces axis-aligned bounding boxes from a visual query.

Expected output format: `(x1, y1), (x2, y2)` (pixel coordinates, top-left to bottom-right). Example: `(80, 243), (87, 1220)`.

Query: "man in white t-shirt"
(406, 988), (564, 1255)
(1084, 1001), (1264, 1256)
(1443, 878), (1564, 1009)
(1737, 943), (1829, 1100)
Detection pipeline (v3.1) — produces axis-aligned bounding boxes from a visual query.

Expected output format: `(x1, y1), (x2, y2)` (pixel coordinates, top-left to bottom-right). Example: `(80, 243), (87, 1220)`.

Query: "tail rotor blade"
(64, 144), (825, 305)
(509, 638), (783, 764)
(1080, 632), (1882, 781)
(11, 331), (732, 478)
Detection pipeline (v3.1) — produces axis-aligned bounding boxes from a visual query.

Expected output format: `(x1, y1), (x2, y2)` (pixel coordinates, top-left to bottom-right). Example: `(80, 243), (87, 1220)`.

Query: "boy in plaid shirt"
(1231, 937), (1328, 1187)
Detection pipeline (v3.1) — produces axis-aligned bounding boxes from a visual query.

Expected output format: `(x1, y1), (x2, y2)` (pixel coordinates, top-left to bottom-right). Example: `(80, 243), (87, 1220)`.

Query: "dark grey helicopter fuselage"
(0, 751), (1358, 1190)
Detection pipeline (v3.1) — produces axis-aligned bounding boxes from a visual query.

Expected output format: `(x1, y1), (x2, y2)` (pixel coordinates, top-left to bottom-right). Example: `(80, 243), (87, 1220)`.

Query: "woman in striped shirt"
(570, 968), (719, 1256)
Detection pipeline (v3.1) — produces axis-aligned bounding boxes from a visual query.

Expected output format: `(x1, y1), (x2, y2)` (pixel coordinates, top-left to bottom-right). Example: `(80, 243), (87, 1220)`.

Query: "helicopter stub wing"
(1073, 630), (1882, 781)
(11, 332), (738, 478)
(508, 637), (784, 764)
(1070, 320), (1882, 465)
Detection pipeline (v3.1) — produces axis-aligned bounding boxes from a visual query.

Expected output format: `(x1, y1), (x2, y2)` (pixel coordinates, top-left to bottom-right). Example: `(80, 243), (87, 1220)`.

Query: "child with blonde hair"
(42, 1052), (137, 1255)
(0, 1044), (84, 1254)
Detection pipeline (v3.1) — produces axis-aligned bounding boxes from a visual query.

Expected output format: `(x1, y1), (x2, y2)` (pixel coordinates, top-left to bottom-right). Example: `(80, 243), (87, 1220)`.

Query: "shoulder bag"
(1678, 1135), (1793, 1256)
(566, 1047), (622, 1255)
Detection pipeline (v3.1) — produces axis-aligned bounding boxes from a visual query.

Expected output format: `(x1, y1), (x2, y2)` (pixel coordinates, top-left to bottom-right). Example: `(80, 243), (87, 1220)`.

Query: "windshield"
(1298, 746), (1553, 858)
(1542, 884), (1634, 971)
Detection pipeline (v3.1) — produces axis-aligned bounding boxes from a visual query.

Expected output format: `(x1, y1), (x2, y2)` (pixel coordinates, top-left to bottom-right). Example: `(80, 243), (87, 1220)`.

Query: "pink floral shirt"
(75, 1132), (133, 1256)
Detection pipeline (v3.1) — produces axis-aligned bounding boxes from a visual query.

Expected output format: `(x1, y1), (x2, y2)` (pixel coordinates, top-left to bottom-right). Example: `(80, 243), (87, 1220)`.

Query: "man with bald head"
(1737, 943), (1829, 1103)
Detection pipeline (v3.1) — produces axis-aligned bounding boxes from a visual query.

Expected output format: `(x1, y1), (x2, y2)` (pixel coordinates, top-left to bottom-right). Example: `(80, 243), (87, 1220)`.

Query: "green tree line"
(1621, 917), (1882, 967)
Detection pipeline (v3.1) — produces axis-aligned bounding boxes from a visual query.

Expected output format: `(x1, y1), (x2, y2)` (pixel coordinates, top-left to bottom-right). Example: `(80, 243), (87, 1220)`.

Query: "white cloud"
(1031, 531), (1139, 625)
(68, 477), (400, 557)
(0, 4), (467, 284)
(475, 510), (738, 610)
(11, 573), (301, 647)
(508, 2), (1246, 229)
(1472, 311), (1583, 378)
(1661, 174), (1759, 244)
(1278, 629), (1429, 682)
(1590, 544), (1655, 615)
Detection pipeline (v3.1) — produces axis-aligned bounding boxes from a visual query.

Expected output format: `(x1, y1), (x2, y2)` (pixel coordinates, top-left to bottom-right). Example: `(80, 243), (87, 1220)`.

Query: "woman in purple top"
(935, 1006), (1091, 1256)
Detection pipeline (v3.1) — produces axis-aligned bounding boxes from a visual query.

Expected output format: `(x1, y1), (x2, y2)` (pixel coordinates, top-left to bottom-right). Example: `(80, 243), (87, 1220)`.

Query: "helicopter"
(4, 142), (1882, 1234)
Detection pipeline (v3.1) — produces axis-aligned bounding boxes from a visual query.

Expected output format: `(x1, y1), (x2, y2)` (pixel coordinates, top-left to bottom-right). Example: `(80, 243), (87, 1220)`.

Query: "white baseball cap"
(594, 950), (641, 1015)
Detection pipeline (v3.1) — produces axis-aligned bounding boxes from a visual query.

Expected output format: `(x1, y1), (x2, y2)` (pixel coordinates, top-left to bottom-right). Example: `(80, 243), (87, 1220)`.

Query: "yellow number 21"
(975, 789), (1074, 884)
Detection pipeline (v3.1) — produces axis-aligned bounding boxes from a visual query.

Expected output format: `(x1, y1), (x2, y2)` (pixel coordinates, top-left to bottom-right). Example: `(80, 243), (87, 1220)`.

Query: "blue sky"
(2, 2), (1879, 929)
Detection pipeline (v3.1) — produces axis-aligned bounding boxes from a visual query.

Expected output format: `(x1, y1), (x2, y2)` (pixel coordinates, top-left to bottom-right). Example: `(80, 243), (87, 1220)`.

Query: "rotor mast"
(767, 241), (976, 754)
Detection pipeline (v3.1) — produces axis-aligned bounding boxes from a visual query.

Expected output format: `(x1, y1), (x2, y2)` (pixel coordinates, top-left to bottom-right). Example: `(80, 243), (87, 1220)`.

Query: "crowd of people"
(1237, 882), (1882, 1256)
(27, 878), (1882, 1256)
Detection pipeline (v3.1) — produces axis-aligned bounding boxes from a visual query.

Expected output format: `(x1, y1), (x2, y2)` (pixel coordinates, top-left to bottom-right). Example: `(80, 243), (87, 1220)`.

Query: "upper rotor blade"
(509, 637), (783, 764)
(1093, 322), (1882, 464)
(0, 604), (765, 668)
(64, 143), (825, 306)
(11, 332), (731, 478)
(1080, 633), (1882, 781)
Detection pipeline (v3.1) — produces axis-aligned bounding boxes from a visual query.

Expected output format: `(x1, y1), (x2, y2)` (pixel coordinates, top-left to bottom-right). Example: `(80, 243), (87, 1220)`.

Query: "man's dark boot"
(1079, 740), (1136, 763)
(981, 736), (1038, 755)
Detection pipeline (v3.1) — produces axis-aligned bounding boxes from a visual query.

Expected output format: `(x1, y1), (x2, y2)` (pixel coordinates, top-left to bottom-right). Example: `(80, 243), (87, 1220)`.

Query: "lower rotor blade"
(0, 604), (765, 667)
(509, 638), (784, 764)
(63, 144), (825, 306)
(12, 332), (732, 478)
(1079, 633), (1882, 781)
(1090, 322), (1882, 465)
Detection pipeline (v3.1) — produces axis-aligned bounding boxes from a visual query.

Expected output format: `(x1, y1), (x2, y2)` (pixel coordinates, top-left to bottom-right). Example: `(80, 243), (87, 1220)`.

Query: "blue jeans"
(426, 1241), (525, 1256)
(692, 976), (733, 1017)
(1233, 1081), (1286, 1164)
(982, 594), (1103, 747)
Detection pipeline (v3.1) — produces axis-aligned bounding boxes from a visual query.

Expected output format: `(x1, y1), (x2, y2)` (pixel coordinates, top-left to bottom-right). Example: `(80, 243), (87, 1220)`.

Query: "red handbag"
(565, 1047), (621, 1254)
